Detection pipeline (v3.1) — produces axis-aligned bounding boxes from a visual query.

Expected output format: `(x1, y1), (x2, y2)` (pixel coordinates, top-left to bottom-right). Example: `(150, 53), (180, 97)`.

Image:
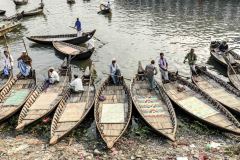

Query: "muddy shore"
(0, 107), (239, 160)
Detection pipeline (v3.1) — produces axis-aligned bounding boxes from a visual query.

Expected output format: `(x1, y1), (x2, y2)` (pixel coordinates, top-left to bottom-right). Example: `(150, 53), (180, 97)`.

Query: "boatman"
(158, 52), (169, 82)
(2, 48), (13, 77)
(109, 58), (121, 85)
(145, 60), (157, 91)
(74, 18), (82, 37)
(69, 75), (84, 93)
(17, 51), (32, 77)
(48, 67), (60, 84)
(183, 48), (197, 77)
(219, 41), (228, 53)
(106, 1), (111, 9)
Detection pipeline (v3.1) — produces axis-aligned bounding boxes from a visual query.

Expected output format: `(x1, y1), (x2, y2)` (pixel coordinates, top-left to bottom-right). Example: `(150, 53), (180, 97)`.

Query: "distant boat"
(0, 21), (21, 37)
(67, 0), (75, 4)
(0, 10), (6, 15)
(13, 0), (28, 5)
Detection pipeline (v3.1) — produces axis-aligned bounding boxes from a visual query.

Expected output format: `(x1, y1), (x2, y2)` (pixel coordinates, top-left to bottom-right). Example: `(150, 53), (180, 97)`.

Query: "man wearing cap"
(17, 51), (32, 77)
(2, 48), (13, 77)
(158, 52), (169, 82)
(74, 18), (82, 37)
(48, 67), (60, 84)
(109, 58), (121, 85)
(69, 75), (84, 93)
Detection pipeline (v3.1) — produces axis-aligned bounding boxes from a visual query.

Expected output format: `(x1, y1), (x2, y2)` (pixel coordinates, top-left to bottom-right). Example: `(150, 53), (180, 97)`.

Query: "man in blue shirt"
(74, 18), (82, 37)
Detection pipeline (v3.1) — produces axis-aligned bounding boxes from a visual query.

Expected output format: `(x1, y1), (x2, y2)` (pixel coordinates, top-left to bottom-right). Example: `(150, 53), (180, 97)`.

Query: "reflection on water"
(0, 0), (240, 81)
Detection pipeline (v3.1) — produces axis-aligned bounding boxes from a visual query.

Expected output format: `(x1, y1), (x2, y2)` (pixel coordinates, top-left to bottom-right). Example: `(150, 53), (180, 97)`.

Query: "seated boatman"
(109, 58), (121, 85)
(69, 74), (84, 93)
(17, 51), (32, 78)
(48, 67), (60, 84)
(105, 1), (111, 9)
(219, 41), (228, 53)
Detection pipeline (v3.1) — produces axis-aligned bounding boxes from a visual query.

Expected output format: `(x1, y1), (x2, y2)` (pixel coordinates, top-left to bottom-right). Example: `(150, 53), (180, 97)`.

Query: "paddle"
(85, 64), (94, 110)
(22, 38), (29, 55)
(102, 72), (131, 81)
(68, 26), (106, 45)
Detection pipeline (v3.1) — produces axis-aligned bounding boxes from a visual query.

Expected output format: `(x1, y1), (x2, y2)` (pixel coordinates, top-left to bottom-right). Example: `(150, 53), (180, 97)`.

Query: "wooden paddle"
(22, 38), (29, 55)
(85, 64), (94, 110)
(102, 72), (131, 81)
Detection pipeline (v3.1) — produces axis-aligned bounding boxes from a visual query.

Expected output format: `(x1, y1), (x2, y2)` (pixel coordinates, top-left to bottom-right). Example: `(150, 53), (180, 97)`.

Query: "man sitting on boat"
(105, 1), (111, 9)
(74, 18), (82, 37)
(17, 51), (32, 77)
(2, 48), (13, 77)
(110, 58), (121, 85)
(69, 75), (84, 93)
(158, 52), (169, 82)
(48, 67), (60, 84)
(219, 41), (228, 53)
(145, 60), (157, 91)
(183, 48), (197, 78)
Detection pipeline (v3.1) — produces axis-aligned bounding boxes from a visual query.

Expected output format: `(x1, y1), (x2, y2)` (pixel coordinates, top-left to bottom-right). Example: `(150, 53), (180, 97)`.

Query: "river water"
(1, 0), (240, 82)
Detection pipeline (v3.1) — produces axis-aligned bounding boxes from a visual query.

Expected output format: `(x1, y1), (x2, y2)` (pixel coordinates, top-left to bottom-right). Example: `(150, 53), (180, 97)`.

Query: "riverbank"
(0, 111), (239, 160)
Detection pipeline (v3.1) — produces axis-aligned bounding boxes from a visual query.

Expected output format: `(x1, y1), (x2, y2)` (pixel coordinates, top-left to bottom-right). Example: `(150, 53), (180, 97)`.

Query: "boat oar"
(85, 64), (94, 110)
(102, 72), (131, 81)
(22, 38), (29, 55)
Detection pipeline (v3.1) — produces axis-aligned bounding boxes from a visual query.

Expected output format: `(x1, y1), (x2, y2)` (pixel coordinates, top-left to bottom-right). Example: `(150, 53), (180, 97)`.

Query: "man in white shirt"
(70, 75), (84, 93)
(109, 58), (120, 85)
(48, 67), (60, 84)
(2, 49), (13, 77)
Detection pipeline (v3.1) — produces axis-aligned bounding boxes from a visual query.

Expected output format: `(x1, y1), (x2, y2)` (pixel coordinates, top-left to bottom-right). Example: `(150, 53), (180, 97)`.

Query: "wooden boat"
(4, 6), (43, 21)
(50, 68), (96, 144)
(0, 70), (36, 123)
(210, 42), (240, 66)
(13, 0), (28, 5)
(67, 0), (75, 4)
(94, 76), (132, 148)
(130, 62), (177, 141)
(27, 30), (96, 45)
(162, 72), (240, 135)
(227, 62), (240, 90)
(22, 7), (43, 17)
(52, 41), (94, 60)
(193, 66), (240, 115)
(16, 61), (71, 130)
(0, 10), (6, 15)
(98, 4), (111, 14)
(0, 70), (13, 91)
(0, 21), (21, 37)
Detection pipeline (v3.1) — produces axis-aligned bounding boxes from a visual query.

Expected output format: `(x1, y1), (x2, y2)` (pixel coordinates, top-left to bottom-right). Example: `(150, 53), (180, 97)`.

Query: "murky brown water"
(1, 0), (240, 82)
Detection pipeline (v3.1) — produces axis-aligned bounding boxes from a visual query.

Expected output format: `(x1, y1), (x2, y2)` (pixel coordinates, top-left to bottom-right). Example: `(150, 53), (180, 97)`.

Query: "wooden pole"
(22, 38), (28, 55)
